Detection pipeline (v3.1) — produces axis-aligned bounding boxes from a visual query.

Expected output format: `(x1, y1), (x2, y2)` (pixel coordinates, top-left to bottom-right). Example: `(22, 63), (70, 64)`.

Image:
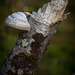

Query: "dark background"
(0, 0), (75, 75)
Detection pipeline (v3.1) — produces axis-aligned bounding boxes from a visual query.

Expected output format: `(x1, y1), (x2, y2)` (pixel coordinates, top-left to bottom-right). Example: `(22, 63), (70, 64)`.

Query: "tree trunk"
(0, 0), (69, 75)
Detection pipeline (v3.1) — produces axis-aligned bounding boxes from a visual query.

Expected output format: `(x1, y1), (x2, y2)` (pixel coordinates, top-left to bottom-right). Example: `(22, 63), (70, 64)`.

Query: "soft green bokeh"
(0, 0), (75, 75)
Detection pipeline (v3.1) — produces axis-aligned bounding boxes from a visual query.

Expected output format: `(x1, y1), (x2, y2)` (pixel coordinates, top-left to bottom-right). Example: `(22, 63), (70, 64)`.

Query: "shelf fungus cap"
(5, 12), (30, 31)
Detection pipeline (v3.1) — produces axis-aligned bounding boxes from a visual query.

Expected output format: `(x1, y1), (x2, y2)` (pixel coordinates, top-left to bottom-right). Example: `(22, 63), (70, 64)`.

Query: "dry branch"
(0, 0), (68, 75)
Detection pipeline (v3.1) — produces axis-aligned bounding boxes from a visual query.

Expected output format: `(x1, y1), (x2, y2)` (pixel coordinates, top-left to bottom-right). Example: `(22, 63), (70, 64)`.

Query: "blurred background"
(0, 0), (75, 75)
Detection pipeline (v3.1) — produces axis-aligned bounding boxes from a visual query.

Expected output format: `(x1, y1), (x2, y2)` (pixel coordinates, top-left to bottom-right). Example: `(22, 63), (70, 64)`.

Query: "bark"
(0, 0), (69, 75)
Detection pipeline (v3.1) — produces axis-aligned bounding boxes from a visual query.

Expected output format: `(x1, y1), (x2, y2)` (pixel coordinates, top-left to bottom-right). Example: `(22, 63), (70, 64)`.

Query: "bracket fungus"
(5, 12), (30, 31)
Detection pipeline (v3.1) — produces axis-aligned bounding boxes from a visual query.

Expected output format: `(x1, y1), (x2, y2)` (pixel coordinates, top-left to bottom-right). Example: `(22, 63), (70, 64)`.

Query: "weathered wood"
(0, 0), (68, 75)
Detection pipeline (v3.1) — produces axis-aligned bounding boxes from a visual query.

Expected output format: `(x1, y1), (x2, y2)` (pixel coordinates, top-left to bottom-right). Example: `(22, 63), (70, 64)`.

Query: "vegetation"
(0, 0), (75, 75)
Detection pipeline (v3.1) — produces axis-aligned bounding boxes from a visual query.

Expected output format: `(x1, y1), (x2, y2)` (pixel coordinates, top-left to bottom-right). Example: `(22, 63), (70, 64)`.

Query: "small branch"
(0, 0), (68, 75)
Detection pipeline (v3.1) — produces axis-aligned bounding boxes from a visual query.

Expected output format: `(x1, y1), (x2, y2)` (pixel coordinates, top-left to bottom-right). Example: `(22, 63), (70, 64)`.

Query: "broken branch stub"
(31, 0), (68, 36)
(0, 0), (68, 75)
